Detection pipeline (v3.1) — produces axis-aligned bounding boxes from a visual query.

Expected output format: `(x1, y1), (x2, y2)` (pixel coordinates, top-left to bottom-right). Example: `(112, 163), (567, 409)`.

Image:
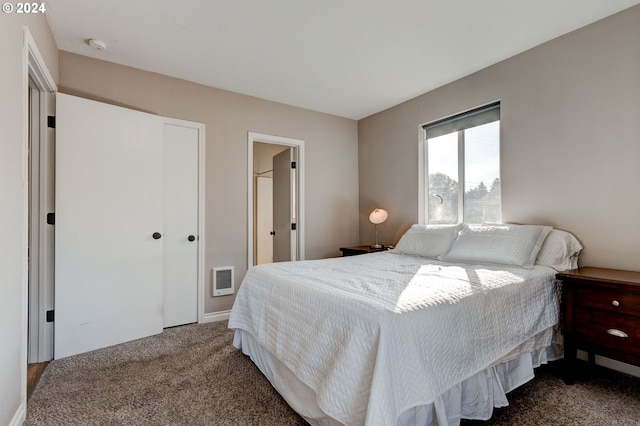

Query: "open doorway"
(247, 133), (305, 267)
(254, 142), (288, 264)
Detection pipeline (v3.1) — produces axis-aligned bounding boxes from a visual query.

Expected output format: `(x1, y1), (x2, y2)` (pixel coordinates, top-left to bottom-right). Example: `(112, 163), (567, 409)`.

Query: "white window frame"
(418, 102), (501, 225)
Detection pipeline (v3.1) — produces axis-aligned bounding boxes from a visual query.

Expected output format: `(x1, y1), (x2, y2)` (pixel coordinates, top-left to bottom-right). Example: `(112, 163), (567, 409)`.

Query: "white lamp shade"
(369, 208), (388, 225)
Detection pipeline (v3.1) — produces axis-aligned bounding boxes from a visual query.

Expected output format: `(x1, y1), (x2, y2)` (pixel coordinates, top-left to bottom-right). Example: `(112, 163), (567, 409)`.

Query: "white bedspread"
(228, 252), (559, 425)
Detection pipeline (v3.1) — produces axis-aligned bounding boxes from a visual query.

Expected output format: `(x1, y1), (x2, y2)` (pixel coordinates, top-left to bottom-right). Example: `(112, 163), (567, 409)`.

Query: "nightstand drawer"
(575, 307), (640, 357)
(575, 287), (640, 318)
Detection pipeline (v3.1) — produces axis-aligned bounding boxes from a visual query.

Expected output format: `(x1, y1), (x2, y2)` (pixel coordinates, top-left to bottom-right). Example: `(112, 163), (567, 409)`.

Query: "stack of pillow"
(391, 223), (582, 271)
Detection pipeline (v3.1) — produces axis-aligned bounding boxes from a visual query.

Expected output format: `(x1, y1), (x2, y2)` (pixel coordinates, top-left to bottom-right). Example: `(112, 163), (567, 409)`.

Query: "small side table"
(556, 267), (640, 384)
(339, 245), (389, 256)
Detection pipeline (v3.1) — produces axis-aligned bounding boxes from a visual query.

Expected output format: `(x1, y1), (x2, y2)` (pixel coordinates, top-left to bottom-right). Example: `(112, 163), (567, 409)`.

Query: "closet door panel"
(55, 93), (164, 358)
(163, 123), (199, 327)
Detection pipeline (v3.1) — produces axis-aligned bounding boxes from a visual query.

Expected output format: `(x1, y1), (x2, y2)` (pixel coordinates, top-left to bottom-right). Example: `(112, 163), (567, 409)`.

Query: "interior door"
(163, 122), (199, 327)
(55, 93), (164, 359)
(256, 176), (273, 264)
(28, 83), (55, 363)
(272, 148), (294, 262)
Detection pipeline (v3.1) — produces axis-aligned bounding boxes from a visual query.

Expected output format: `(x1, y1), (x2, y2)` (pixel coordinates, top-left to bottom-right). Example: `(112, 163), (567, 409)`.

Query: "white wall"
(358, 5), (640, 271)
(0, 13), (58, 426)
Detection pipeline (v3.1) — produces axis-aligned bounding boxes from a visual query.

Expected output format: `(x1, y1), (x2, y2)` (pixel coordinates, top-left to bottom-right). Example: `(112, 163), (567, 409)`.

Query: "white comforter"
(228, 252), (559, 426)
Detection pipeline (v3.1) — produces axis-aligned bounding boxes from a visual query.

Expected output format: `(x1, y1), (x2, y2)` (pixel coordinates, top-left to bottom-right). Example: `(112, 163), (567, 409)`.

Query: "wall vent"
(212, 267), (234, 296)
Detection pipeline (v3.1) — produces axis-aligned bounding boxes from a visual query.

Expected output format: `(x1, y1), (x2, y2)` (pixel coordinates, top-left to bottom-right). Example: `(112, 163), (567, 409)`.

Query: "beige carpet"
(26, 321), (640, 425)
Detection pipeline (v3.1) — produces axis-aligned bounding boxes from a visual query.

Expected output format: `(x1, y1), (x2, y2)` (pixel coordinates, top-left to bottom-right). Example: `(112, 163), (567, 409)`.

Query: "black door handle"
(152, 232), (162, 240)
(188, 235), (195, 242)
(270, 231), (275, 236)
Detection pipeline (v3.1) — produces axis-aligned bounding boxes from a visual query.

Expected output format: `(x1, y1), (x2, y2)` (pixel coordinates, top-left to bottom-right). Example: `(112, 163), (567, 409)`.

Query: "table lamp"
(368, 208), (388, 249)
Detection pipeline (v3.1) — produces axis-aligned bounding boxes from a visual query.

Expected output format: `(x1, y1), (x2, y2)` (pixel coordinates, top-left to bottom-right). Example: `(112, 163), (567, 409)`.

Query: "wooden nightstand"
(339, 245), (389, 256)
(557, 267), (640, 384)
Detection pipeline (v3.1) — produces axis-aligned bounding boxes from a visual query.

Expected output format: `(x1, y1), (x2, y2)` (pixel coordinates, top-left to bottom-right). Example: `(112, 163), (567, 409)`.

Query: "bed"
(228, 224), (582, 425)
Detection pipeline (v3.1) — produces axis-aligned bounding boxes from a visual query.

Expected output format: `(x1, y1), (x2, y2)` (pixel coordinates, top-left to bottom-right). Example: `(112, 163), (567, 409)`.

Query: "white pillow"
(392, 224), (462, 258)
(438, 224), (552, 269)
(535, 229), (582, 271)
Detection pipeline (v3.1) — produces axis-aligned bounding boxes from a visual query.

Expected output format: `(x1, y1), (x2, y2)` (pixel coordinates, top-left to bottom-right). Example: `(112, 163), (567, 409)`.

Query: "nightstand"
(557, 267), (640, 384)
(339, 245), (389, 256)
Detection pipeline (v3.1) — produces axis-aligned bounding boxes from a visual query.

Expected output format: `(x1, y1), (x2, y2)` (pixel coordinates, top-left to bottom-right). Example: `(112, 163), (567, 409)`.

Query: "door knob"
(270, 231), (276, 236)
(188, 235), (196, 242)
(152, 232), (162, 240)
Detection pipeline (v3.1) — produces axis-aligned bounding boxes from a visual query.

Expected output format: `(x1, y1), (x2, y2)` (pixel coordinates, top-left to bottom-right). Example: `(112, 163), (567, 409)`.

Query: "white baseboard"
(201, 310), (231, 323)
(9, 401), (26, 426)
(577, 350), (640, 378)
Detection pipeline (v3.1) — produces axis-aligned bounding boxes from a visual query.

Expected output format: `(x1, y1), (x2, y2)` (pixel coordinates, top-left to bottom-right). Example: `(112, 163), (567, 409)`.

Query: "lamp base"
(370, 244), (383, 249)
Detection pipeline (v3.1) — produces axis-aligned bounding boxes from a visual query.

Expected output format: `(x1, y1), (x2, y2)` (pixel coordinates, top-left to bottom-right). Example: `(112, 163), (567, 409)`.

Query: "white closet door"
(55, 93), (164, 359)
(163, 122), (199, 327)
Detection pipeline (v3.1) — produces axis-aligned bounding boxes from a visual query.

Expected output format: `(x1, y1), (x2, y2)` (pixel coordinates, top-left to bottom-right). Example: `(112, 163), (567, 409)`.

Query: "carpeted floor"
(461, 360), (640, 426)
(26, 321), (640, 425)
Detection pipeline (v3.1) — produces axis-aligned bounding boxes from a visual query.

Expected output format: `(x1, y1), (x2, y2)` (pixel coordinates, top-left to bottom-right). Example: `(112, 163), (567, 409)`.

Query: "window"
(422, 102), (501, 224)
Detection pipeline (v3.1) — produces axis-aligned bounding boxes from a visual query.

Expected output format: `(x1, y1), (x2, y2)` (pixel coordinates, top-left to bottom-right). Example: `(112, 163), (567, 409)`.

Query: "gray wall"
(358, 5), (640, 271)
(57, 52), (360, 315)
(0, 13), (58, 425)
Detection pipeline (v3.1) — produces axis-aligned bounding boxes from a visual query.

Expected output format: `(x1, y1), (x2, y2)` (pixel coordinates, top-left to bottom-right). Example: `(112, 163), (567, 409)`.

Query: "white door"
(272, 148), (295, 262)
(163, 122), (199, 327)
(256, 176), (273, 264)
(27, 83), (55, 362)
(55, 94), (164, 358)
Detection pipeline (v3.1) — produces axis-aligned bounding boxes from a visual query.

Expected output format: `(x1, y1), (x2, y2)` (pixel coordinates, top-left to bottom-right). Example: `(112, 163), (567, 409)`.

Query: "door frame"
(24, 26), (57, 367)
(162, 117), (206, 324)
(247, 132), (305, 268)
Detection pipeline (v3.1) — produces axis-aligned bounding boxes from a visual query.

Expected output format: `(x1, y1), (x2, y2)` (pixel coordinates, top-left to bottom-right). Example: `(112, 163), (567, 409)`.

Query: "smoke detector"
(87, 39), (107, 51)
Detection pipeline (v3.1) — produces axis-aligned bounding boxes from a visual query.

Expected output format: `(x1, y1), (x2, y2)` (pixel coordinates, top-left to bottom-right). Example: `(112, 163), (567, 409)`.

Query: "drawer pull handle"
(611, 300), (620, 307)
(606, 329), (628, 338)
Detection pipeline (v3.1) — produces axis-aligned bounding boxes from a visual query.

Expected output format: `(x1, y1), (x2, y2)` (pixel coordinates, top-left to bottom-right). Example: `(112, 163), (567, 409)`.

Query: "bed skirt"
(233, 328), (561, 426)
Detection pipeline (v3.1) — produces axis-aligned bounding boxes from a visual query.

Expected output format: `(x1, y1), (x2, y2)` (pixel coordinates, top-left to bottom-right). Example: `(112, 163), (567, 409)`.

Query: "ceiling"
(45, 0), (639, 120)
